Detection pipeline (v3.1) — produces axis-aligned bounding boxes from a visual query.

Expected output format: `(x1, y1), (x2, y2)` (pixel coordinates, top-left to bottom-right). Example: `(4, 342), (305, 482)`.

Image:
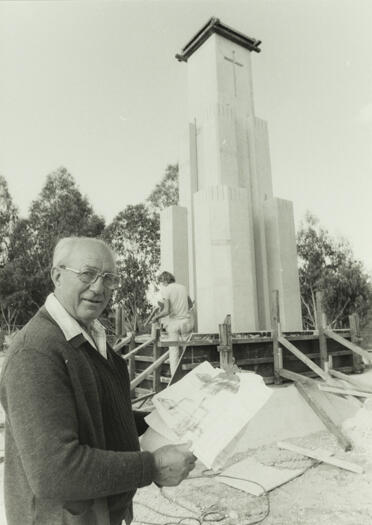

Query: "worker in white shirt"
(153, 271), (194, 375)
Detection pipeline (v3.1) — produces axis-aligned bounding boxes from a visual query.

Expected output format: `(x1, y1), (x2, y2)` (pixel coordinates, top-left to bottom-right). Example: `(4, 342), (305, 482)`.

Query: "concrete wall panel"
(264, 198), (303, 330)
(193, 185), (257, 332)
(160, 206), (189, 288)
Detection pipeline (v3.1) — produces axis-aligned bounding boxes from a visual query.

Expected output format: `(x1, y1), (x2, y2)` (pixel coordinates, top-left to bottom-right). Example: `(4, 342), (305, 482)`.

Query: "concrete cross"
(224, 50), (243, 96)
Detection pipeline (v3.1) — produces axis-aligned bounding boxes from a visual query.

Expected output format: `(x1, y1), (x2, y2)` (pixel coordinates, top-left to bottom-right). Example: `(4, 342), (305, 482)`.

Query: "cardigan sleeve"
(1, 347), (155, 501)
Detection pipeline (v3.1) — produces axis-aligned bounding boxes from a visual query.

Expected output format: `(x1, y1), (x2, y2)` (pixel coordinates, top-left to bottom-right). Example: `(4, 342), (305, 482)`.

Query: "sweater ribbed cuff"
(138, 451), (156, 487)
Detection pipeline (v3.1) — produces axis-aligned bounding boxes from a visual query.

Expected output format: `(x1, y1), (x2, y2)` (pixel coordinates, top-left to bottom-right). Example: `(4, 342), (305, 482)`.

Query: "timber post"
(115, 305), (122, 338)
(151, 323), (161, 392)
(349, 313), (364, 373)
(127, 331), (136, 399)
(121, 308), (127, 338)
(316, 291), (328, 370)
(128, 332), (136, 382)
(272, 290), (283, 384)
(218, 314), (234, 373)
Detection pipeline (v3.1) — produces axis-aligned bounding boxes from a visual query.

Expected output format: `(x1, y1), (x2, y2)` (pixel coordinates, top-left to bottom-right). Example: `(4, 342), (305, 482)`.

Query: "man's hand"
(153, 442), (196, 487)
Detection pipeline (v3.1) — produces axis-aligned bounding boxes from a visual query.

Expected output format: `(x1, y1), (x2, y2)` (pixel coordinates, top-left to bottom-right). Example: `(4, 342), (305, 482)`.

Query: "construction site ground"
(134, 428), (372, 525)
(0, 354), (371, 524)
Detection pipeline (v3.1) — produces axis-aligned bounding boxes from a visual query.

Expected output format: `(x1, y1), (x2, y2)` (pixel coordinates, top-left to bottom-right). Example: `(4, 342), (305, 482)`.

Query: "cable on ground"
(133, 469), (271, 525)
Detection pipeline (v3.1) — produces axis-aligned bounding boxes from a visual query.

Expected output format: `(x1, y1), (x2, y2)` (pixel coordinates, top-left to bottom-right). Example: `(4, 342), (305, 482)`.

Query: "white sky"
(0, 0), (371, 270)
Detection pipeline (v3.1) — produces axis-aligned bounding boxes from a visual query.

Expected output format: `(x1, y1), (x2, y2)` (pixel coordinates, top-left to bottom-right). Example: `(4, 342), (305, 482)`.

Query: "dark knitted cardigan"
(0, 307), (155, 525)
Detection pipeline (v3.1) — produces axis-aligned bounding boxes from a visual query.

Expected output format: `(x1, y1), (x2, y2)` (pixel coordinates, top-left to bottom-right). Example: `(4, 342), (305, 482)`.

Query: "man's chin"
(78, 306), (105, 323)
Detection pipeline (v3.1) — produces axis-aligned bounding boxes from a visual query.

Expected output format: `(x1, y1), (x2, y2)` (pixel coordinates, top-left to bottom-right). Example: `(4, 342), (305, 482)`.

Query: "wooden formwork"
(114, 290), (371, 400)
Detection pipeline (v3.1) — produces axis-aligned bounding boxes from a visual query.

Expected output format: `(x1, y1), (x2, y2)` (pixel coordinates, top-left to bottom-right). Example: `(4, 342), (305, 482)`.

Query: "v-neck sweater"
(0, 306), (155, 525)
(80, 344), (140, 523)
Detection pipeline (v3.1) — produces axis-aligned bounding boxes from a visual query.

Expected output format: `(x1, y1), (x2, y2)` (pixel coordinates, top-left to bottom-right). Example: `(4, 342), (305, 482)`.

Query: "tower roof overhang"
(175, 17), (261, 62)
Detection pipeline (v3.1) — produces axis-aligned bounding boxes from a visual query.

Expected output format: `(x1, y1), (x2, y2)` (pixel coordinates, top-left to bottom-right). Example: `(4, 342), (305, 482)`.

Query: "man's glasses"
(59, 265), (121, 290)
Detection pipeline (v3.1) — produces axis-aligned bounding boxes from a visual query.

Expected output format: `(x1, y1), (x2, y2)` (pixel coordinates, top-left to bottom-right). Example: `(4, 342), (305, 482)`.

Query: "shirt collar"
(44, 293), (107, 358)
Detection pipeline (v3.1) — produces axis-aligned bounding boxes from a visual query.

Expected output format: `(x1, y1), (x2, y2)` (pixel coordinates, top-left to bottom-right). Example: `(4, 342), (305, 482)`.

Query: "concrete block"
(264, 198), (303, 330)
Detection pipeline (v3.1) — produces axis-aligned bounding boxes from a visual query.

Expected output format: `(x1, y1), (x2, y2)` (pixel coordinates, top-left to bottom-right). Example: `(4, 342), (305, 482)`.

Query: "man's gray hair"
(52, 237), (115, 268)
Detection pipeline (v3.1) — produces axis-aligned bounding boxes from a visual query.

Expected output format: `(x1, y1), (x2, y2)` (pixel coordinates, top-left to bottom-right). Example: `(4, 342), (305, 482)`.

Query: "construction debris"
(277, 441), (364, 474)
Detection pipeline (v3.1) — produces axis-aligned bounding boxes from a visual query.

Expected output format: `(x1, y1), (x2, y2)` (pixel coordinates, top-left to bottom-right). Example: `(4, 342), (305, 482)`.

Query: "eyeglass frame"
(58, 265), (121, 290)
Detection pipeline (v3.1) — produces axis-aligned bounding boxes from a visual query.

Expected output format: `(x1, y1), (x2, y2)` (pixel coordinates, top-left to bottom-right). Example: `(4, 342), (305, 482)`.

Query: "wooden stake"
(128, 333), (136, 383)
(115, 306), (122, 338)
(272, 290), (283, 385)
(151, 324), (161, 393)
(278, 368), (316, 384)
(329, 369), (372, 393)
(278, 336), (329, 382)
(349, 314), (364, 373)
(218, 314), (234, 374)
(277, 442), (363, 474)
(295, 381), (352, 451)
(316, 291), (328, 370)
(319, 384), (372, 398)
(130, 351), (170, 391)
(324, 328), (372, 363)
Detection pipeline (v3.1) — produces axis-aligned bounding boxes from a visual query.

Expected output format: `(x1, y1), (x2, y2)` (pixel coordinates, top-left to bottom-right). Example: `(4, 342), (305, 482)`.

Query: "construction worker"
(153, 271), (194, 376)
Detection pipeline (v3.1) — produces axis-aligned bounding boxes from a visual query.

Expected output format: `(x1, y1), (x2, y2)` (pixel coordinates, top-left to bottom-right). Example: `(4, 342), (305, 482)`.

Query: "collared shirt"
(45, 293), (107, 358)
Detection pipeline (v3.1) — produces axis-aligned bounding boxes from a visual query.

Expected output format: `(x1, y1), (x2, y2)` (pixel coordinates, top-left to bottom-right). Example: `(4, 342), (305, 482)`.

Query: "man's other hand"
(153, 442), (196, 487)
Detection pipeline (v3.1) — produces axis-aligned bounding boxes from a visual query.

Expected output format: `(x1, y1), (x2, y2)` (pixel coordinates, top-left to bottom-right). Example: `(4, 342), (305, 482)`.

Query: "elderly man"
(154, 271), (194, 376)
(0, 237), (195, 525)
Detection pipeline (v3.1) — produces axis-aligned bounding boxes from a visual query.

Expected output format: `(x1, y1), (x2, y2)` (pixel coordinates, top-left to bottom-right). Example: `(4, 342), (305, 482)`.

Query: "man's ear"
(51, 266), (62, 288)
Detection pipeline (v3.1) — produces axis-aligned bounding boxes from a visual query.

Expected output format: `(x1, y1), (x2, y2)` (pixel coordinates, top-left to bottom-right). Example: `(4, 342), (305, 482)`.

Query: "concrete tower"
(161, 18), (302, 332)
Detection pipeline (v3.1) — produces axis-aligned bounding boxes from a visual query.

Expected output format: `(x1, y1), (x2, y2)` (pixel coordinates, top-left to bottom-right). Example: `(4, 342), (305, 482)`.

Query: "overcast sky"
(0, 0), (371, 270)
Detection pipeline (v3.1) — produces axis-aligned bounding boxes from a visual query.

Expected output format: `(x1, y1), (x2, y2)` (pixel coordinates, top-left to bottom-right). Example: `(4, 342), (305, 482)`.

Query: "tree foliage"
(0, 168), (105, 327)
(0, 164), (179, 333)
(0, 175), (18, 267)
(27, 167), (105, 270)
(146, 164), (179, 212)
(297, 213), (372, 329)
(103, 204), (160, 332)
(104, 164), (179, 333)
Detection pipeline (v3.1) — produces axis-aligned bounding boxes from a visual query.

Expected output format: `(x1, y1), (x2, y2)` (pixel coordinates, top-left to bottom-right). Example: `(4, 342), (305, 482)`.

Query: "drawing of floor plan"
(146, 362), (273, 469)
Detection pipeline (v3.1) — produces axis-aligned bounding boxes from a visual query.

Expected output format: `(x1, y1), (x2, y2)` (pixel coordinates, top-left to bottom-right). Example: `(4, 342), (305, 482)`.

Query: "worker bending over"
(154, 271), (194, 375)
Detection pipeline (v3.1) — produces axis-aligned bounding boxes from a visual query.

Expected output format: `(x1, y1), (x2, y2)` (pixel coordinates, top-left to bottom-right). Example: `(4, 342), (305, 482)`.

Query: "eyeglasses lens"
(79, 270), (120, 290)
(103, 274), (120, 290)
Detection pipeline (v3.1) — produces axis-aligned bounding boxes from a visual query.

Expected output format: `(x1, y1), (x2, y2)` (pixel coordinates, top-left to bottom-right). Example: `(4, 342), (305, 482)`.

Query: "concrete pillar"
(179, 122), (199, 301)
(244, 116), (273, 329)
(168, 19), (304, 334)
(264, 198), (303, 331)
(193, 185), (258, 333)
(160, 205), (189, 288)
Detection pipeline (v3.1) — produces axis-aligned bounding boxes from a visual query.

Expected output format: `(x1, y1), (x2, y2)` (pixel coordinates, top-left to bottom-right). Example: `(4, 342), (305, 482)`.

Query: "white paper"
(145, 409), (180, 443)
(147, 361), (273, 468)
(140, 427), (174, 452)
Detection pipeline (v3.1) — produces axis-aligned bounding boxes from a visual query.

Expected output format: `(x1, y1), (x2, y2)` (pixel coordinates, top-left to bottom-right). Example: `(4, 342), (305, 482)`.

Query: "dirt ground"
(132, 427), (372, 525)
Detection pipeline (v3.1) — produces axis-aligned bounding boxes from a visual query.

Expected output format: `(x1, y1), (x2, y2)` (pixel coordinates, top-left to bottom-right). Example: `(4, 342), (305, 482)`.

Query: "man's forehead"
(67, 241), (115, 269)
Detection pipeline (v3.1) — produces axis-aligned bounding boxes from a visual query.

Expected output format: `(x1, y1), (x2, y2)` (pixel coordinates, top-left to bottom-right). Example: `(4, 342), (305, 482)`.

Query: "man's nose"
(89, 275), (105, 293)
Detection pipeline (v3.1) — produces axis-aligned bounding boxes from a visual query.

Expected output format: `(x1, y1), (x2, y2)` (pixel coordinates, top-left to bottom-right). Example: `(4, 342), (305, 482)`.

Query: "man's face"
(52, 240), (116, 326)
